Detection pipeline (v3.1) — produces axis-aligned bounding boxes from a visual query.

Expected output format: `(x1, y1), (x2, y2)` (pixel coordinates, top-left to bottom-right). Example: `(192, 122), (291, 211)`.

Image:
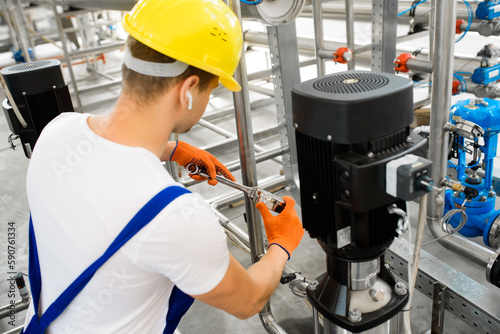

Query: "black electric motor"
(292, 71), (426, 332)
(2, 59), (74, 158)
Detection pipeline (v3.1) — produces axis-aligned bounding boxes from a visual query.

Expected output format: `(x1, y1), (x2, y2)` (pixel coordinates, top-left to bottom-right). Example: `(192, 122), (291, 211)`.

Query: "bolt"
(453, 191), (460, 197)
(348, 308), (362, 322)
(480, 196), (487, 202)
(312, 193), (318, 200)
(293, 123), (298, 129)
(367, 152), (374, 158)
(308, 281), (318, 292)
(406, 136), (413, 143)
(394, 282), (407, 296)
(489, 191), (496, 198)
(369, 288), (385, 302)
(327, 135), (332, 141)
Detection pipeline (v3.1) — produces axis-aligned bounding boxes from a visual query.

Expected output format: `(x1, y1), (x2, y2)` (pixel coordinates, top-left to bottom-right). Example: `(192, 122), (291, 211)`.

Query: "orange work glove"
(170, 141), (235, 186)
(256, 196), (304, 260)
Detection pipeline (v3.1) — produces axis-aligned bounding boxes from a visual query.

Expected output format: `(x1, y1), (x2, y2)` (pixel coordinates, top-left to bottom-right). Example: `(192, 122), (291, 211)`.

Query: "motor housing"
(1, 59), (73, 158)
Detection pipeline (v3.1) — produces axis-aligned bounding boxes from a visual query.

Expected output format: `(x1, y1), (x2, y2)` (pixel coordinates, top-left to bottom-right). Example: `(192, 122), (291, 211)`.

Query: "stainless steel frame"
(371, 0), (398, 73)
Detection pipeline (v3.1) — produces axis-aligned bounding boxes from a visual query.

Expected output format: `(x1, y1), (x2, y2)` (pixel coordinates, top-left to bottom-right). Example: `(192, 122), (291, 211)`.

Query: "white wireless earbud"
(186, 91), (193, 110)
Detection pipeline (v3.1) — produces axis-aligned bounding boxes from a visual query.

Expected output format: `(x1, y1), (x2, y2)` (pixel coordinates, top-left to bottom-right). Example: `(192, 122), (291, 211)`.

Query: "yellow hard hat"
(122, 0), (243, 92)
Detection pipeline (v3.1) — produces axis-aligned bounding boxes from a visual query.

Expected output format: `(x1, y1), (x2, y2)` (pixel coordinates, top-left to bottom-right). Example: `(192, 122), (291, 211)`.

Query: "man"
(23, 0), (304, 333)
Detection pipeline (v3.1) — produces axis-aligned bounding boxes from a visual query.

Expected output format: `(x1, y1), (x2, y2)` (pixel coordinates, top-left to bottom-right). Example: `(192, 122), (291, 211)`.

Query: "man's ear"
(179, 75), (200, 110)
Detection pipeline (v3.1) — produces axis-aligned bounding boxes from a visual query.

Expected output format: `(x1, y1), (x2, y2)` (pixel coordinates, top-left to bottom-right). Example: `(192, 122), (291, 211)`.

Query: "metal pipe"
(0, 298), (30, 319)
(198, 126), (278, 155)
(227, 0), (286, 332)
(458, 79), (500, 99)
(50, 0), (82, 111)
(3, 326), (23, 334)
(406, 58), (433, 73)
(312, 0), (325, 76)
(68, 42), (125, 59)
(210, 175), (286, 249)
(299, 1), (475, 22)
(197, 118), (282, 163)
(345, 0), (355, 70)
(244, 30), (478, 74)
(313, 307), (321, 334)
(11, 0), (32, 62)
(425, 0), (495, 268)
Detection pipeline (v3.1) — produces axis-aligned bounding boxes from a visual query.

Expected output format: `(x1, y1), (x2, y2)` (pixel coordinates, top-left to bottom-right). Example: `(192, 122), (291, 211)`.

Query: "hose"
(404, 194), (428, 333)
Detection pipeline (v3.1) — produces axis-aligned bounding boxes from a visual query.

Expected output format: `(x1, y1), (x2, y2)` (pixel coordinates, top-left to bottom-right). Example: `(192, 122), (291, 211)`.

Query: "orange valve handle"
(333, 47), (352, 64)
(452, 79), (461, 95)
(170, 140), (235, 186)
(256, 196), (304, 260)
(394, 53), (415, 73)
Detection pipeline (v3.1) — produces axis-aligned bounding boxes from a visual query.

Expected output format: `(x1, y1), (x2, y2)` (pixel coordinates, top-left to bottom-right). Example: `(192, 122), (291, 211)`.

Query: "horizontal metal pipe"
(426, 218), (494, 267)
(0, 298), (30, 319)
(248, 84), (275, 97)
(3, 326), (23, 334)
(77, 79), (122, 94)
(300, 1), (475, 21)
(202, 98), (275, 122)
(406, 58), (433, 73)
(196, 119), (282, 164)
(69, 42), (125, 59)
(199, 126), (279, 154)
(209, 175), (286, 254)
(244, 31), (479, 73)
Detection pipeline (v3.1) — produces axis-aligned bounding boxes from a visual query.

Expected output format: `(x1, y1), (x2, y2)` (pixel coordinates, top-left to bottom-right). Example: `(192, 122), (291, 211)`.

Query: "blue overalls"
(23, 186), (194, 334)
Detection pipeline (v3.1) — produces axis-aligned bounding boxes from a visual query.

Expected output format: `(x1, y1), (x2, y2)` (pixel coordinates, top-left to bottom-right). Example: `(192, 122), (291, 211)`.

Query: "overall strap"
(30, 186), (190, 331)
(28, 216), (42, 321)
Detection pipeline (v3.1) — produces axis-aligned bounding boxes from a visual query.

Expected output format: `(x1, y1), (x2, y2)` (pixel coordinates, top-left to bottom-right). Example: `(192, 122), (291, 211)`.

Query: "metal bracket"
(387, 238), (500, 334)
(431, 282), (447, 334)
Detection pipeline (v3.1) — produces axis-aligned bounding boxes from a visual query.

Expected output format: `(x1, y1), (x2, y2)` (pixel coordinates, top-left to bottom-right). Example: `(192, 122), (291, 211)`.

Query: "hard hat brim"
(220, 76), (241, 92)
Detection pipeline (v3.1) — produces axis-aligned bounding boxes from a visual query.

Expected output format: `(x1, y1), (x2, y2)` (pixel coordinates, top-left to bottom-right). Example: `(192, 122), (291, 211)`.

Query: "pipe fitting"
(394, 53), (414, 73)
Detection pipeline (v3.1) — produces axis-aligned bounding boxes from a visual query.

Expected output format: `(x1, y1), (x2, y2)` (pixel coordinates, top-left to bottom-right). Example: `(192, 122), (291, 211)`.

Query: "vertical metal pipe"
(426, 0), (456, 221)
(425, 0), (495, 267)
(50, 0), (83, 111)
(428, 0), (435, 95)
(312, 0), (326, 76)
(0, 0), (20, 51)
(227, 1), (287, 333)
(8, 0), (32, 62)
(345, 0), (355, 70)
(228, 0), (265, 263)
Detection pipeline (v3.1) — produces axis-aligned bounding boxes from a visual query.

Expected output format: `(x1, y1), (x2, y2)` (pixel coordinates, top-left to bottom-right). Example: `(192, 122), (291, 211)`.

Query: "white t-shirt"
(24, 113), (230, 333)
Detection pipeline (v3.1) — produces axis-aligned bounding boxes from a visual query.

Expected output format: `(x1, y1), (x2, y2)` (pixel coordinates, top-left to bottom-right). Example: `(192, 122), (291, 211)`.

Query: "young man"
(23, 0), (304, 333)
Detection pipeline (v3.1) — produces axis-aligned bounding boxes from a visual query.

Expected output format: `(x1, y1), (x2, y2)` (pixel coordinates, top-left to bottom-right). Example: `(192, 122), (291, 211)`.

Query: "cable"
(240, 0), (263, 4)
(399, 0), (428, 17)
(456, 0), (473, 43)
(0, 195), (29, 220)
(453, 73), (467, 94)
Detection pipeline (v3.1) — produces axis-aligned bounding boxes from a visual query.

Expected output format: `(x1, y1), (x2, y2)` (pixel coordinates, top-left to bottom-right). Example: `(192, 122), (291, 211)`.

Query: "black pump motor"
(292, 71), (427, 332)
(1, 59), (74, 158)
